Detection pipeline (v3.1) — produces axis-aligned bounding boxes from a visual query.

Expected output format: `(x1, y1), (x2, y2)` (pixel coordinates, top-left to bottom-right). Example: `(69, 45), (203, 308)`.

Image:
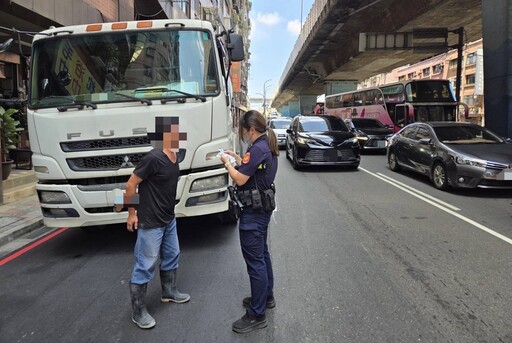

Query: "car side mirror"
(418, 138), (432, 145)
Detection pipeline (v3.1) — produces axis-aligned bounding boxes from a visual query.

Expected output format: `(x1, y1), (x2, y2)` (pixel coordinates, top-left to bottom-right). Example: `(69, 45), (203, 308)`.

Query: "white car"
(269, 117), (292, 148)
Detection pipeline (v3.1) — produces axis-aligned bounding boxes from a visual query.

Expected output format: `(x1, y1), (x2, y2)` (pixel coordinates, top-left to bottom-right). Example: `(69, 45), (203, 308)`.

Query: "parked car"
(268, 117), (292, 148)
(387, 122), (512, 190)
(286, 115), (360, 170)
(344, 118), (392, 153)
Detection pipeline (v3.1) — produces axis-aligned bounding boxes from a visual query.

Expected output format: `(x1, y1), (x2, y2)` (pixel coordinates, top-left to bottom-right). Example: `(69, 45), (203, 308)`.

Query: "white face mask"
(242, 129), (253, 144)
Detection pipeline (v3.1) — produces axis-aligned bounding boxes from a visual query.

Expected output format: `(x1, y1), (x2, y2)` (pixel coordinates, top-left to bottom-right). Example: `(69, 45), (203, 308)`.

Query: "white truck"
(26, 19), (244, 228)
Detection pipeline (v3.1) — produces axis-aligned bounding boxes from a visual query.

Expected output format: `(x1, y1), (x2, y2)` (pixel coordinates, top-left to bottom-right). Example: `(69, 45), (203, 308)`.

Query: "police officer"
(220, 110), (279, 334)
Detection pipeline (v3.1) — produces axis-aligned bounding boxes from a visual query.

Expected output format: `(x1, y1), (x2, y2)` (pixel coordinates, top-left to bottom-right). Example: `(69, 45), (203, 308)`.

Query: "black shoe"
(242, 296), (276, 309)
(232, 312), (267, 333)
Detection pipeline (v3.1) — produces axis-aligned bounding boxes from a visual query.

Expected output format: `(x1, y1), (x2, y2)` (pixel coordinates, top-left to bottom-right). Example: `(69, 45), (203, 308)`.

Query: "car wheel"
(432, 162), (449, 190)
(388, 151), (401, 172)
(292, 147), (301, 170)
(286, 142), (291, 160)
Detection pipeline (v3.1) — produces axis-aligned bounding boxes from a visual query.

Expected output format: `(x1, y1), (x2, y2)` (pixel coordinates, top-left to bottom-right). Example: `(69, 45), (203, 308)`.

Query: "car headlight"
(450, 154), (486, 167)
(298, 136), (315, 144)
(344, 137), (359, 144)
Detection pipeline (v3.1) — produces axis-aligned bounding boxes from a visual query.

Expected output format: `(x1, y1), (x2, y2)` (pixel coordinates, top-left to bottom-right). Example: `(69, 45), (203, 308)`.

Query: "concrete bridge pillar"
(298, 95), (318, 115)
(288, 100), (300, 117)
(323, 81), (359, 96)
(482, 1), (512, 137)
(279, 104), (291, 117)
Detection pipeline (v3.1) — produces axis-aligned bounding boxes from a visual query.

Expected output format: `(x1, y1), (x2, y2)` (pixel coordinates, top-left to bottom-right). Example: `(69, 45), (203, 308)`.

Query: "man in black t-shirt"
(126, 117), (190, 329)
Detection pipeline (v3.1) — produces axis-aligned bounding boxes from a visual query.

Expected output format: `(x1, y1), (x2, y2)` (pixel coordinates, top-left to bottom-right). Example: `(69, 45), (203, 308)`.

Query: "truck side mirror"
(228, 33), (244, 62)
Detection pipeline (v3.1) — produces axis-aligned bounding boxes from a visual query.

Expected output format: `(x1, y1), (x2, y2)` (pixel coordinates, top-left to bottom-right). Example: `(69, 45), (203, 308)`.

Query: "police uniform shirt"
(238, 134), (278, 191)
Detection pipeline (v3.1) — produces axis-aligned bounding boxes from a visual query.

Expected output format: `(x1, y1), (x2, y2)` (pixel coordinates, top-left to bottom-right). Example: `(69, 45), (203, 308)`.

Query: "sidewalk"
(0, 191), (43, 248)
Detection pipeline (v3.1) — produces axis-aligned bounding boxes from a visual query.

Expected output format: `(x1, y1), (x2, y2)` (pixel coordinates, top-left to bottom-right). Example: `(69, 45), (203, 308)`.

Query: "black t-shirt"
(133, 149), (179, 229)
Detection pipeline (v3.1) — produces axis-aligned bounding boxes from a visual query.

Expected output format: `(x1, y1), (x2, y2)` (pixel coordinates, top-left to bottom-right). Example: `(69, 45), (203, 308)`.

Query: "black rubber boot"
(232, 311), (268, 334)
(160, 269), (191, 303)
(242, 296), (276, 309)
(129, 283), (156, 329)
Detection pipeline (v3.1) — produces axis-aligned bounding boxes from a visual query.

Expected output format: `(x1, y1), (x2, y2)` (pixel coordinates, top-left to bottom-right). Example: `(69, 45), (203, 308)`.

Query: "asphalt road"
(0, 152), (511, 343)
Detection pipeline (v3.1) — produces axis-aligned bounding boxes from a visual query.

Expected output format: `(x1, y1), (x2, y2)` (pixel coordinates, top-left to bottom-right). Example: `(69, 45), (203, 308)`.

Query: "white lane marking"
(376, 172), (460, 211)
(359, 167), (512, 246)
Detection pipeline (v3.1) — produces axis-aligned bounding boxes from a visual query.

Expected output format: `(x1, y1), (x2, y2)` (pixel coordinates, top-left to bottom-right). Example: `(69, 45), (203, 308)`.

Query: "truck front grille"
(61, 136), (150, 152)
(67, 150), (186, 171)
(67, 153), (146, 171)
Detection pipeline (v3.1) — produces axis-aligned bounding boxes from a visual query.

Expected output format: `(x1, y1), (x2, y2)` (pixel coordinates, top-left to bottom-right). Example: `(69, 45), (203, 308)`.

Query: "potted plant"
(0, 106), (23, 180)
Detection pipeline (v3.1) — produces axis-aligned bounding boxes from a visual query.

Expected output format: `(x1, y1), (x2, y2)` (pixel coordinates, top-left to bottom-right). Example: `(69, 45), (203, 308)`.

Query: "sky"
(247, 0), (315, 105)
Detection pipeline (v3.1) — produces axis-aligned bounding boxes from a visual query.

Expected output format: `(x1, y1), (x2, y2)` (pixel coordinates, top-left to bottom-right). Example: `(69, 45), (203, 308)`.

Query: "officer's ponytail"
(240, 110), (279, 156)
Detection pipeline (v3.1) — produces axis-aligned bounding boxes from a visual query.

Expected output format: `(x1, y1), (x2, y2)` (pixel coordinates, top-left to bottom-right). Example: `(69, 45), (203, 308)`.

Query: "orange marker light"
(86, 24), (102, 32)
(112, 22), (128, 30)
(137, 21), (153, 28)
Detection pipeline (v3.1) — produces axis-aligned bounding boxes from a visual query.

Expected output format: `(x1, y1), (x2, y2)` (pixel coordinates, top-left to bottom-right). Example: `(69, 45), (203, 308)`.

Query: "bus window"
(406, 81), (456, 102)
(342, 94), (353, 107)
(354, 92), (363, 106)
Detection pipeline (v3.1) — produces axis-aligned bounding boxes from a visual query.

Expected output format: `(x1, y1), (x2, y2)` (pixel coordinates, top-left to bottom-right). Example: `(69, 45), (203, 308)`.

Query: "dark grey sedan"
(387, 122), (512, 190)
(344, 118), (393, 152)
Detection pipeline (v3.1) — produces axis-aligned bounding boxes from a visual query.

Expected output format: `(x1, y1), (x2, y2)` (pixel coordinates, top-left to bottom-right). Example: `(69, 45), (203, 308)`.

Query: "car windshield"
(352, 119), (385, 129)
(433, 126), (504, 144)
(29, 28), (219, 109)
(270, 119), (291, 129)
(299, 117), (348, 132)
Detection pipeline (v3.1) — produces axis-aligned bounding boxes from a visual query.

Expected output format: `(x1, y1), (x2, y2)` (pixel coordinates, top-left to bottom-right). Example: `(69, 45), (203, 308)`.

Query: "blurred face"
(149, 117), (187, 152)
(163, 124), (181, 152)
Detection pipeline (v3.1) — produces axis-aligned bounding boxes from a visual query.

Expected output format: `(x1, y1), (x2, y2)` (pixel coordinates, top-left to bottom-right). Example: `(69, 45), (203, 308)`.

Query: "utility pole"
(451, 27), (464, 103)
(263, 79), (271, 115)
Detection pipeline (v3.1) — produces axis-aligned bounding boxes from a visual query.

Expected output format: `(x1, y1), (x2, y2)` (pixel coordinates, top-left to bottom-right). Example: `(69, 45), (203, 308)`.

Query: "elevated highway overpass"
(271, 0), (512, 138)
(271, 0), (482, 114)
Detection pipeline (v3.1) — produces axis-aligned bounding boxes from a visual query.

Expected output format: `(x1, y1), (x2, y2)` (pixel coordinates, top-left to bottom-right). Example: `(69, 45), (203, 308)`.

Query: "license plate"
(498, 170), (512, 180)
(377, 140), (386, 148)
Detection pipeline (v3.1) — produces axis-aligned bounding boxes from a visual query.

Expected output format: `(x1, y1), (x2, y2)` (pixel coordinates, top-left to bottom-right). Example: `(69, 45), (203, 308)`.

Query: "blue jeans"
(239, 209), (274, 317)
(130, 218), (180, 285)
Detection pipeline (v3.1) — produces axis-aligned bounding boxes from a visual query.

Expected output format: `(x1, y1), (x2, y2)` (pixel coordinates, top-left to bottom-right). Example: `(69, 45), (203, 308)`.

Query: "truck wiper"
(57, 101), (97, 112)
(134, 87), (207, 103)
(161, 89), (207, 103)
(114, 92), (152, 105)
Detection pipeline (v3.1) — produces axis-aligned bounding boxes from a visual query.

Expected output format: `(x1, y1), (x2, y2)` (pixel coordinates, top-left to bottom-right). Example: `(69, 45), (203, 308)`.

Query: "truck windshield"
(29, 29), (219, 109)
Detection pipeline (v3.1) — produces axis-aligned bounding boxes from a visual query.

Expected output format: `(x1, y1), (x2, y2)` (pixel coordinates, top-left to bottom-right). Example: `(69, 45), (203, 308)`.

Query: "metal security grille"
(61, 137), (150, 152)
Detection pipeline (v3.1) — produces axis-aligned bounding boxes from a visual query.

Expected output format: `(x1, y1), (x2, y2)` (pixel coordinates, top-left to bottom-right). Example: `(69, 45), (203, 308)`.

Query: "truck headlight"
(190, 174), (227, 192)
(38, 191), (72, 204)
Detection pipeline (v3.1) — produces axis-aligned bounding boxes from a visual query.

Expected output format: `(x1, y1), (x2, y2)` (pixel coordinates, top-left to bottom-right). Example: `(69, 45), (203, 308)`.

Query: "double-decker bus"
(324, 80), (466, 132)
